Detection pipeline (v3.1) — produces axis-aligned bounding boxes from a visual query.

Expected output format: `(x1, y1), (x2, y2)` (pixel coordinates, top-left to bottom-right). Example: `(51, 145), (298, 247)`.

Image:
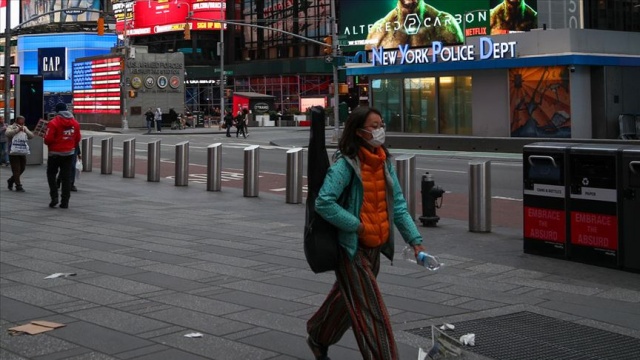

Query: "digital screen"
(72, 57), (122, 114)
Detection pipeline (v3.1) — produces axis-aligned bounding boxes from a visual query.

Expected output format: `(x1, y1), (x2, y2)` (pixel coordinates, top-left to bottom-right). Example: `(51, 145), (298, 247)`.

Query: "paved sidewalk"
(1, 159), (639, 359)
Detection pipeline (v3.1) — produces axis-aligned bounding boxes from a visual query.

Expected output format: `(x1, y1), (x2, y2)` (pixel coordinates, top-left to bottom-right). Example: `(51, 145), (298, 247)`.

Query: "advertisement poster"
(242, 0), (329, 47)
(20, 0), (101, 28)
(509, 66), (571, 138)
(340, 0), (537, 50)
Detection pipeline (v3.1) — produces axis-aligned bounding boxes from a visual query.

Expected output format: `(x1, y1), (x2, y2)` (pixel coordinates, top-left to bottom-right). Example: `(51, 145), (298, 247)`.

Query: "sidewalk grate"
(407, 311), (640, 360)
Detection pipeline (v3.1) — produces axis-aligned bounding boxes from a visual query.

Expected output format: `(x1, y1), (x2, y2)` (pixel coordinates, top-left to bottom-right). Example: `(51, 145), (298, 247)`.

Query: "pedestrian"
(154, 107), (163, 132)
(44, 103), (81, 209)
(243, 108), (250, 135)
(236, 109), (247, 138)
(57, 144), (80, 192)
(6, 116), (35, 192)
(224, 109), (233, 137)
(306, 106), (425, 360)
(145, 107), (154, 134)
(0, 115), (8, 166)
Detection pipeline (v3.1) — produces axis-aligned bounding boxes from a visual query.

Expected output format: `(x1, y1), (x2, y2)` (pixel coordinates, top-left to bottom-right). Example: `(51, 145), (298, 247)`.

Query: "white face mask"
(362, 127), (385, 147)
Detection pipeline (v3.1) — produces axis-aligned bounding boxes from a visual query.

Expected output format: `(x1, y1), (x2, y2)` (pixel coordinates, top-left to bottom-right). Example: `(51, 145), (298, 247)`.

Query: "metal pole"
(100, 137), (113, 174)
(207, 143), (222, 191)
(286, 148), (303, 204)
(147, 139), (161, 182)
(3, 0), (11, 124)
(243, 145), (260, 197)
(469, 160), (491, 232)
(330, 0), (340, 143)
(175, 141), (189, 186)
(121, 5), (129, 130)
(220, 24), (225, 113)
(81, 136), (93, 172)
(122, 138), (135, 178)
(395, 154), (416, 220)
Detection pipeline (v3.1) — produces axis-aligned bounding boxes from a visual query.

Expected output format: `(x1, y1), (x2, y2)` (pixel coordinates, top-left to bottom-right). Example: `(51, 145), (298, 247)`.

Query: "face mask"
(362, 128), (385, 147)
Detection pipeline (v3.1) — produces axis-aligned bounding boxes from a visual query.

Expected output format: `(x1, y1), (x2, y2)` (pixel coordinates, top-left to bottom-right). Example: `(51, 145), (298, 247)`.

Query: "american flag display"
(72, 57), (122, 114)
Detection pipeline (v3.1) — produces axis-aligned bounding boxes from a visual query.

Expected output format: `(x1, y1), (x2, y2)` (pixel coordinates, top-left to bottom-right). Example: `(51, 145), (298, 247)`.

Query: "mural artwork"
(509, 66), (571, 138)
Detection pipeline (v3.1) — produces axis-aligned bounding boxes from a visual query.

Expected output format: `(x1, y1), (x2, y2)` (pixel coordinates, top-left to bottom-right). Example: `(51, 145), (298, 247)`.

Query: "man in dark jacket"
(145, 108), (155, 134)
(224, 109), (234, 137)
(44, 103), (81, 209)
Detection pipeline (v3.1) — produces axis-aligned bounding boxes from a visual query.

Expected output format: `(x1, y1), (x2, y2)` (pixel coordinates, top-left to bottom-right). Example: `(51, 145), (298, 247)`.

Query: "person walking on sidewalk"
(57, 144), (81, 192)
(44, 103), (81, 208)
(6, 116), (35, 192)
(306, 106), (425, 360)
(154, 107), (163, 132)
(236, 108), (247, 139)
(224, 109), (233, 137)
(145, 107), (154, 134)
(0, 116), (9, 166)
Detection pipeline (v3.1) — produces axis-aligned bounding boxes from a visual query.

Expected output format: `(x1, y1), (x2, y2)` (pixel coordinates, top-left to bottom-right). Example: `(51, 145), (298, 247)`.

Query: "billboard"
(72, 56), (122, 114)
(340, 0), (537, 50)
(20, 0), (102, 28)
(114, 0), (225, 36)
(242, 0), (329, 46)
(509, 66), (570, 138)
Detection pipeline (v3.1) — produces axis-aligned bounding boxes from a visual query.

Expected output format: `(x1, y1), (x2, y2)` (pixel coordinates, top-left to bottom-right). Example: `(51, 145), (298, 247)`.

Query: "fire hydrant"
(419, 172), (445, 227)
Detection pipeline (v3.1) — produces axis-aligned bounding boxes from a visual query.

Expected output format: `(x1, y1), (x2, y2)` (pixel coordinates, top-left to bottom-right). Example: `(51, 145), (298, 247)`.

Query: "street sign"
(214, 69), (233, 75)
(324, 55), (333, 64)
(10, 66), (20, 75)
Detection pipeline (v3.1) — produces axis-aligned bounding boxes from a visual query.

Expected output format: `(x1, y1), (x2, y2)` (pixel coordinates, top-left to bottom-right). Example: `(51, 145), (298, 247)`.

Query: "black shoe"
(49, 199), (58, 208)
(306, 337), (330, 360)
(59, 203), (68, 209)
(15, 186), (25, 192)
(70, 185), (78, 192)
(7, 178), (13, 191)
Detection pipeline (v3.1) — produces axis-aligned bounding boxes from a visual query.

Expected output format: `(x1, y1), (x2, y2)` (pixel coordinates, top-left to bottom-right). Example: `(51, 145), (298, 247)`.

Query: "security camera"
(569, 65), (575, 73)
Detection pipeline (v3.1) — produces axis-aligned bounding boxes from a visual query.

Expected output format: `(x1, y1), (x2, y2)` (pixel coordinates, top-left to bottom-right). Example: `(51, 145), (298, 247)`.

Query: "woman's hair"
(337, 106), (389, 159)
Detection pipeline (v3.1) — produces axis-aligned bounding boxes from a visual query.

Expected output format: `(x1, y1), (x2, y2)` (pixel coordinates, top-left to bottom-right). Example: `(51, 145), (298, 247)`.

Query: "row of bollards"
(80, 137), (492, 230)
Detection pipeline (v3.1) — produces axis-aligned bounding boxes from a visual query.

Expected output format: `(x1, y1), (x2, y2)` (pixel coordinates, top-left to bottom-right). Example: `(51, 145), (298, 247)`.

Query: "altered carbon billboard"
(20, 0), (102, 28)
(113, 0), (226, 36)
(340, 0), (538, 50)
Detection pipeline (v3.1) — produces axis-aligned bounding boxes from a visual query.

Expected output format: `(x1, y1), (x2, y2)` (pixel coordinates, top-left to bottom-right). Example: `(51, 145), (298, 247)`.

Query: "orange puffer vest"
(358, 147), (389, 247)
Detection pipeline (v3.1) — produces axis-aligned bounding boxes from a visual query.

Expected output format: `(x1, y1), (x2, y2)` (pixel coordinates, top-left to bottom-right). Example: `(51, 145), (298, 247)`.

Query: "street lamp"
(120, 3), (133, 130)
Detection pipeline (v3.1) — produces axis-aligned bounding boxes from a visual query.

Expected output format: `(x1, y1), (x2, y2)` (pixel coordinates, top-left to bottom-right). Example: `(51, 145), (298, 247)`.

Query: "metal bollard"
(243, 145), (260, 197)
(148, 140), (161, 182)
(122, 138), (136, 178)
(100, 137), (113, 174)
(175, 141), (189, 186)
(469, 160), (491, 232)
(395, 154), (416, 220)
(81, 136), (93, 172)
(286, 148), (303, 204)
(207, 143), (222, 191)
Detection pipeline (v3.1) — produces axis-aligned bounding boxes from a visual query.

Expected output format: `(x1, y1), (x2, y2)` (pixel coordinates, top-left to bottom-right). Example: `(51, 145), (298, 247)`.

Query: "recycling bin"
(568, 145), (624, 268)
(621, 147), (640, 272)
(523, 143), (572, 258)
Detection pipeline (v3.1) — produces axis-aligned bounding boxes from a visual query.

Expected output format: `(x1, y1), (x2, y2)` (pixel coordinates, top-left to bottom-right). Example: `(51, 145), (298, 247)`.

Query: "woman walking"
(6, 116), (35, 192)
(306, 107), (425, 360)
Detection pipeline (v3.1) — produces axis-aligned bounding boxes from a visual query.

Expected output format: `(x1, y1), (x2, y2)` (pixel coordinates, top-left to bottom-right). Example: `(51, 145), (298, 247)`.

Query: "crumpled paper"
(459, 333), (475, 346)
(439, 323), (455, 331)
(184, 332), (203, 338)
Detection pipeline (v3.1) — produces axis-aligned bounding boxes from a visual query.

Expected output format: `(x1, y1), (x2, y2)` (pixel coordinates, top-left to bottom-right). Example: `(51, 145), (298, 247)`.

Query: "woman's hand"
(412, 244), (426, 257)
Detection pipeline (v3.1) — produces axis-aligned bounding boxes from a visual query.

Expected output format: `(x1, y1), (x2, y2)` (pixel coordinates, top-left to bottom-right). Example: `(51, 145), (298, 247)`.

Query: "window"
(438, 76), (472, 135)
(404, 77), (437, 133)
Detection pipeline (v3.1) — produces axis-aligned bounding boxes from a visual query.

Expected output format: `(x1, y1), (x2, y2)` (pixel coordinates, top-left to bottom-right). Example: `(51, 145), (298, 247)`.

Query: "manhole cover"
(407, 311), (640, 360)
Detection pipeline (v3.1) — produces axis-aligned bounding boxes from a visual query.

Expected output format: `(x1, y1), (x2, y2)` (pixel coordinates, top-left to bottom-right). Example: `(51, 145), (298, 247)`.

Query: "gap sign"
(38, 48), (67, 80)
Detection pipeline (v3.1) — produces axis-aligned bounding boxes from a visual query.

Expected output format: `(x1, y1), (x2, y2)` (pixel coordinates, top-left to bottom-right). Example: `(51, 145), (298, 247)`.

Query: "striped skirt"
(306, 246), (398, 359)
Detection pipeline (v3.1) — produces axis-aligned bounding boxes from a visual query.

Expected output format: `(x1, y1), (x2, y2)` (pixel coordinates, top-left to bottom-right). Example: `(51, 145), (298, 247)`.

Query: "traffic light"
(184, 22), (191, 40)
(323, 36), (332, 55)
(97, 16), (104, 36)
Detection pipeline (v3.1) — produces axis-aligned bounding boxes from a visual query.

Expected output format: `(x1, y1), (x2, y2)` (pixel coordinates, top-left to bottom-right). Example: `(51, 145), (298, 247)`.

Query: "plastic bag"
(10, 132), (30, 155)
(75, 160), (83, 179)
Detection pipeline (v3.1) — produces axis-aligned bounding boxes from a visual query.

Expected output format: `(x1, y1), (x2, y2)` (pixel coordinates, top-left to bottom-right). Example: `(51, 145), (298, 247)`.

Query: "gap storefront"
(345, 29), (640, 139)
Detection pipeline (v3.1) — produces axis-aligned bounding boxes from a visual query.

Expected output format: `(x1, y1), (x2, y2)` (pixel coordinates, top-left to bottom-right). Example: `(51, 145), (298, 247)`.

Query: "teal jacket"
(315, 153), (423, 262)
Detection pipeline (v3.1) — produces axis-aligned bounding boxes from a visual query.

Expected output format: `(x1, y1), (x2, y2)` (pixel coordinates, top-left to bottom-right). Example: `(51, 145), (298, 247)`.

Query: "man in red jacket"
(44, 103), (81, 208)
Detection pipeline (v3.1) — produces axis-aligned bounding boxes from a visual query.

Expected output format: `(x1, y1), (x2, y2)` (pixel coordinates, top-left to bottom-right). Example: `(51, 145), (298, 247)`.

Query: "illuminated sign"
(72, 57), (122, 114)
(371, 37), (516, 66)
(38, 48), (67, 80)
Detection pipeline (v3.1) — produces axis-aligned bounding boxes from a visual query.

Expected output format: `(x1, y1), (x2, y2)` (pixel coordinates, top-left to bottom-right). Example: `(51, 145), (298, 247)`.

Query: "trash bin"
(523, 143), (572, 258)
(621, 146), (640, 272)
(568, 144), (624, 268)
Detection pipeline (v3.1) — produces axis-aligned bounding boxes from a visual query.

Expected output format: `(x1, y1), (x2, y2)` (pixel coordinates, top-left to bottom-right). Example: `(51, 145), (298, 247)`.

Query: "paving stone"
(72, 250), (142, 264)
(149, 293), (247, 315)
(219, 279), (314, 300)
(499, 277), (603, 296)
(12, 248), (81, 263)
(125, 250), (197, 265)
(440, 285), (545, 306)
(383, 295), (468, 317)
(2, 270), (78, 289)
(67, 307), (169, 334)
(70, 260), (145, 277)
(188, 252), (265, 267)
(239, 330), (362, 360)
(186, 262), (267, 280)
(124, 272), (206, 292)
(129, 348), (210, 360)
(50, 321), (153, 355)
(223, 327), (271, 341)
(0, 348), (29, 360)
(139, 263), (217, 280)
(211, 290), (309, 314)
(3, 258), (80, 275)
(151, 331), (278, 360)
(63, 352), (118, 360)
(379, 283), (457, 303)
(50, 283), (137, 305)
(0, 323), (77, 358)
(31, 347), (92, 360)
(1, 285), (77, 307)
(262, 276), (333, 294)
(224, 309), (306, 336)
(111, 344), (169, 359)
(76, 275), (163, 295)
(145, 307), (253, 336)
(57, 239), (130, 252)
(596, 287), (640, 303)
